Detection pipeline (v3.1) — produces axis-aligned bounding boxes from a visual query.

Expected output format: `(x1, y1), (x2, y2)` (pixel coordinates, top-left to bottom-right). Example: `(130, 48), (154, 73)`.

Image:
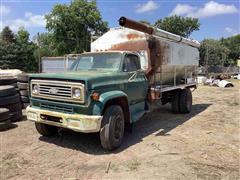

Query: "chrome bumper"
(26, 106), (102, 133)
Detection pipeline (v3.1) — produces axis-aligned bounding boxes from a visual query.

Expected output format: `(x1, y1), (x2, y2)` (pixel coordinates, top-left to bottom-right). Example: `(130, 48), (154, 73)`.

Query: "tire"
(0, 78), (17, 85)
(17, 74), (29, 82)
(19, 90), (28, 96)
(0, 94), (20, 106)
(0, 119), (11, 131)
(10, 110), (23, 122)
(100, 105), (125, 150)
(0, 85), (16, 97)
(20, 96), (29, 103)
(35, 122), (58, 136)
(10, 83), (18, 88)
(171, 90), (180, 113)
(17, 82), (28, 90)
(0, 102), (22, 112)
(179, 88), (192, 113)
(0, 108), (10, 122)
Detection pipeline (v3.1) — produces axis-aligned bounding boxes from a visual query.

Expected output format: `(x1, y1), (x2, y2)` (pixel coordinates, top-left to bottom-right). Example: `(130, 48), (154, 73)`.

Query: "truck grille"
(40, 103), (73, 113)
(31, 79), (85, 103)
(39, 84), (72, 98)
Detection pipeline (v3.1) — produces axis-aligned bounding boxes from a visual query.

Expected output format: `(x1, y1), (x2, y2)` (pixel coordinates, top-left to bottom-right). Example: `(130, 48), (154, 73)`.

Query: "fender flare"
(92, 90), (128, 115)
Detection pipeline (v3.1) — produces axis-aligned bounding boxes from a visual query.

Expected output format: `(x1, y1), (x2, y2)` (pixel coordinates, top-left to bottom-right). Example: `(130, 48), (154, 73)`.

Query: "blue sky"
(0, 0), (239, 41)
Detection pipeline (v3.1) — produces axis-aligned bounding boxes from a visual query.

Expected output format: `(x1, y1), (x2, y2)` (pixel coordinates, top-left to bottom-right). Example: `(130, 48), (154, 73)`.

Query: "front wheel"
(100, 105), (125, 150)
(35, 122), (58, 136)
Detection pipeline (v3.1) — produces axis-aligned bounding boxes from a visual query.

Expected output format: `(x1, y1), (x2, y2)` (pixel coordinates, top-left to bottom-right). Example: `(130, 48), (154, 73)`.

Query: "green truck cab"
(27, 51), (149, 150)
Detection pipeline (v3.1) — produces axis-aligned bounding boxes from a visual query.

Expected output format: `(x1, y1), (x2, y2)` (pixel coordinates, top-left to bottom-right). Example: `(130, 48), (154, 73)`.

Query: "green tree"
(33, 32), (55, 58)
(154, 15), (200, 38)
(17, 27), (29, 43)
(1, 26), (15, 43)
(222, 34), (240, 65)
(45, 0), (108, 55)
(199, 39), (230, 66)
(16, 28), (38, 72)
(0, 26), (38, 72)
(0, 41), (20, 69)
(0, 26), (19, 69)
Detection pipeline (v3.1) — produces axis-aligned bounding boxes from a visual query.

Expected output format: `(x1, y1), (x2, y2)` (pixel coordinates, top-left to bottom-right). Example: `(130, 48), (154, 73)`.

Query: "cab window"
(122, 54), (141, 72)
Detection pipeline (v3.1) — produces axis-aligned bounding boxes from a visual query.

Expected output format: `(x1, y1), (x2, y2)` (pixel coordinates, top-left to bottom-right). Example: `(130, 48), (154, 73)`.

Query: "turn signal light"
(91, 92), (100, 101)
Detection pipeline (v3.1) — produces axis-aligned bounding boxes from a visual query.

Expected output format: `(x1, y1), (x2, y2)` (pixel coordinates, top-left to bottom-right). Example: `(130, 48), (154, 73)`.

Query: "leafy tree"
(154, 15), (200, 38)
(33, 33), (55, 58)
(0, 41), (20, 69)
(222, 34), (240, 65)
(200, 35), (240, 67)
(16, 28), (38, 72)
(1, 26), (15, 43)
(0, 26), (19, 69)
(17, 28), (29, 43)
(199, 39), (230, 66)
(0, 26), (38, 72)
(45, 0), (108, 55)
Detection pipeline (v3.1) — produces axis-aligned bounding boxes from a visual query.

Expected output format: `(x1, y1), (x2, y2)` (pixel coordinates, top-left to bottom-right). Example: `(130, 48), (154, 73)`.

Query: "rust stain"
(147, 39), (170, 85)
(106, 38), (170, 87)
(109, 40), (149, 52)
(126, 33), (142, 40)
(159, 42), (170, 65)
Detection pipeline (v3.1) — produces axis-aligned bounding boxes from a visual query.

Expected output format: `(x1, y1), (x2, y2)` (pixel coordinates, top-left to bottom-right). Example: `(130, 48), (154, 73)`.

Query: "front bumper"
(26, 106), (102, 133)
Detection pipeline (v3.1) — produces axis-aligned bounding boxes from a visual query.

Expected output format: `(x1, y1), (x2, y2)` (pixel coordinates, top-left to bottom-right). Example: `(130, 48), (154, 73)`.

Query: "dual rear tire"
(171, 88), (192, 113)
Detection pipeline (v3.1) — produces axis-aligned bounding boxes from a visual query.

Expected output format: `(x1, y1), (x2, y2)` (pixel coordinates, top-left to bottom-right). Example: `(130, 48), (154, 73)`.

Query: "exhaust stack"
(119, 16), (200, 48)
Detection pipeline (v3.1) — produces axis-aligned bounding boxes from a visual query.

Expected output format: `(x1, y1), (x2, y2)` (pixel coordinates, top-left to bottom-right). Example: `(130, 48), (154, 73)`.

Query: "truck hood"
(30, 70), (125, 89)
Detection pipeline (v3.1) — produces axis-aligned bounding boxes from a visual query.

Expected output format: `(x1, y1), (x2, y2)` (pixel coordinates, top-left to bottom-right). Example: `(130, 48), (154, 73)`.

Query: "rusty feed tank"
(91, 17), (199, 86)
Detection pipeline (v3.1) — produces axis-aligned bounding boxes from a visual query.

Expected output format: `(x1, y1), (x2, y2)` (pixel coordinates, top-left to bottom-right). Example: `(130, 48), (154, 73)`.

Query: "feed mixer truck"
(26, 17), (200, 150)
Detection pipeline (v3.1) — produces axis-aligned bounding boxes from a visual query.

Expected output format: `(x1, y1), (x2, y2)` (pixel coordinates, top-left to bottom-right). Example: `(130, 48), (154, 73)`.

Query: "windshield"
(70, 53), (122, 71)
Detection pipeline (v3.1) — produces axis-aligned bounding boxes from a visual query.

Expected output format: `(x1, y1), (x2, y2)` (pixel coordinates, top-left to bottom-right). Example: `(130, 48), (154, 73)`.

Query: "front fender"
(91, 90), (128, 115)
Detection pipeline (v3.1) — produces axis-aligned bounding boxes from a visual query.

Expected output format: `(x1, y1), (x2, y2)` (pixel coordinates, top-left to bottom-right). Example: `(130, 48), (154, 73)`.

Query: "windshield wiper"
(87, 68), (99, 71)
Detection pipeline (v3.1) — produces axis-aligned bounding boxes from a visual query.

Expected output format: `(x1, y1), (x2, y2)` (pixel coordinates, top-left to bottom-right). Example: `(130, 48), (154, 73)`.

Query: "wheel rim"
(113, 115), (123, 140)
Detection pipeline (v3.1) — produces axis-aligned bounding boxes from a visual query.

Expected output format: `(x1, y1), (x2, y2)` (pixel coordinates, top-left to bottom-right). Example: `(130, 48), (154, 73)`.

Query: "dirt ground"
(0, 80), (239, 180)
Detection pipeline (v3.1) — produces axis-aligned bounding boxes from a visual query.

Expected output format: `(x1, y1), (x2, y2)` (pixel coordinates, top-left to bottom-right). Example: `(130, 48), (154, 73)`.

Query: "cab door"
(122, 53), (148, 105)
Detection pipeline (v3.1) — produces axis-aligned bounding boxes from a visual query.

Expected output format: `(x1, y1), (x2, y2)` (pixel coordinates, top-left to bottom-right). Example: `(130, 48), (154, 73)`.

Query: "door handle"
(128, 70), (144, 82)
(128, 72), (137, 82)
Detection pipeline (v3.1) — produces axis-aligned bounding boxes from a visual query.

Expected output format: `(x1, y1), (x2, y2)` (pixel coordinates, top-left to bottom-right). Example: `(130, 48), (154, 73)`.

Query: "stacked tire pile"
(0, 108), (11, 131)
(17, 74), (30, 109)
(0, 84), (22, 131)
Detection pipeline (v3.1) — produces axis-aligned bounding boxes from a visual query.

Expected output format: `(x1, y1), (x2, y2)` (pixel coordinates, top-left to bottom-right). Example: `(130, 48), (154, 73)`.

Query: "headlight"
(72, 88), (81, 99)
(32, 84), (39, 94)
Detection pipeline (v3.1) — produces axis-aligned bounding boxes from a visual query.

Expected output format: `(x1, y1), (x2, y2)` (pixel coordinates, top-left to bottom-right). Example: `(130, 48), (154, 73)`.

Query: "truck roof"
(82, 50), (134, 55)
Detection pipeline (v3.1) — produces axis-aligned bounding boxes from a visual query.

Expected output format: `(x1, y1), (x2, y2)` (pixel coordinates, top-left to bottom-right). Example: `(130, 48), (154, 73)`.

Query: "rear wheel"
(35, 122), (58, 136)
(171, 90), (180, 113)
(100, 105), (125, 150)
(179, 88), (192, 113)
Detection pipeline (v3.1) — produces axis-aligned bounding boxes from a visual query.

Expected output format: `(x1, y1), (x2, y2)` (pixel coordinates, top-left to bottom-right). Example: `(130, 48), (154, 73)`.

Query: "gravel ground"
(0, 80), (239, 180)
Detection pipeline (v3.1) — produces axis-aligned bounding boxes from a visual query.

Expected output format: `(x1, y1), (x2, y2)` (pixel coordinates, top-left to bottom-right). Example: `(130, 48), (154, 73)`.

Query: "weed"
(126, 159), (141, 171)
